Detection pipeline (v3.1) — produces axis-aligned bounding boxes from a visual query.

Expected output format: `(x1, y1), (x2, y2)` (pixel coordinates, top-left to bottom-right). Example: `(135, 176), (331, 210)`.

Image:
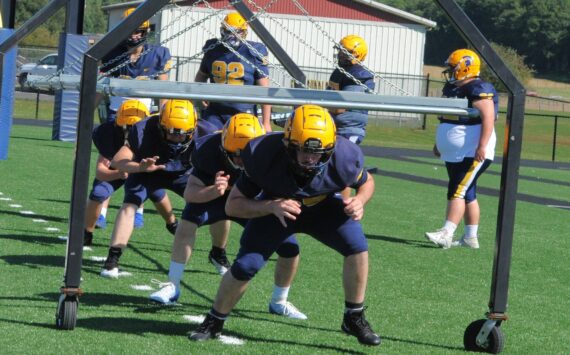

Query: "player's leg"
(149, 189), (178, 234)
(208, 220), (231, 275)
(95, 197), (110, 229)
(85, 179), (122, 246)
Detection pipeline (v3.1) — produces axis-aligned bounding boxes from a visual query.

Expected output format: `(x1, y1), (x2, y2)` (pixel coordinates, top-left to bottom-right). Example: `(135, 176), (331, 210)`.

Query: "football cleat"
(95, 215), (107, 229)
(166, 220), (178, 235)
(188, 313), (225, 341)
(341, 309), (381, 346)
(150, 281), (180, 305)
(269, 301), (308, 320)
(451, 235), (480, 249)
(208, 249), (231, 275)
(134, 212), (144, 229)
(425, 228), (453, 249)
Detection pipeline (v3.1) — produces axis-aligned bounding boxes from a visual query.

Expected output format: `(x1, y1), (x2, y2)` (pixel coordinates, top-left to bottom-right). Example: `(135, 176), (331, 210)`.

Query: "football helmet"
(221, 113), (266, 170)
(336, 35), (368, 65)
(283, 105), (336, 177)
(123, 7), (150, 47)
(443, 49), (481, 83)
(115, 99), (149, 129)
(221, 12), (248, 47)
(159, 100), (197, 148)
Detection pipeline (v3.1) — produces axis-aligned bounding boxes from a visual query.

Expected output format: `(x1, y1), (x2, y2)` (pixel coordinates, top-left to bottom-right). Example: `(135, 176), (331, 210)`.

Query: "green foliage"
(481, 42), (535, 90)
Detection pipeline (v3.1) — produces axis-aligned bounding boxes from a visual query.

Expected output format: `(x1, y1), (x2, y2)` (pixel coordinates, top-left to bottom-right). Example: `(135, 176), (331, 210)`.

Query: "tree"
(480, 42), (534, 91)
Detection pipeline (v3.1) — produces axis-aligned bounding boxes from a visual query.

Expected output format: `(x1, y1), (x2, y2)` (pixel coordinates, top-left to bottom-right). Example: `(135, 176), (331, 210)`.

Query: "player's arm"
(256, 76), (272, 132)
(226, 186), (301, 227)
(111, 145), (165, 173)
(95, 155), (127, 181)
(343, 172), (375, 221)
(195, 70), (209, 83)
(472, 96), (495, 162)
(184, 172), (229, 203)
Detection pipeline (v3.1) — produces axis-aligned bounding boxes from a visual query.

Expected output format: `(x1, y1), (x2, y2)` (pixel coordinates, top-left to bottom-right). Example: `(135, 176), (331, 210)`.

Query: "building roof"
(102, 0), (436, 28)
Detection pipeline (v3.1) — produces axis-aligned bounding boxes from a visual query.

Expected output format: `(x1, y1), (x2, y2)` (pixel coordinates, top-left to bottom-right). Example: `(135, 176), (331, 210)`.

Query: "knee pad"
(229, 253), (267, 281)
(275, 241), (300, 258)
(89, 182), (113, 202)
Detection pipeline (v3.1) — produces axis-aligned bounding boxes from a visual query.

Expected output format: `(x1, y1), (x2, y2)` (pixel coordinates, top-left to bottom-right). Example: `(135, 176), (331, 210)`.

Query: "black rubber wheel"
(464, 319), (505, 353)
(56, 297), (78, 330)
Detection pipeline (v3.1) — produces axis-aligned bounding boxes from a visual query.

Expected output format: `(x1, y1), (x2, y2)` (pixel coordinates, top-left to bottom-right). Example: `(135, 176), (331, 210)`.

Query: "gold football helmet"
(222, 113), (266, 170)
(115, 99), (149, 129)
(283, 105), (336, 177)
(443, 49), (481, 83)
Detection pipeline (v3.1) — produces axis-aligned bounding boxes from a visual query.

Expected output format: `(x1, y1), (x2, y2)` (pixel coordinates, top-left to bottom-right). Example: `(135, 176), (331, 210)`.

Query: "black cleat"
(83, 230), (93, 247)
(166, 220), (178, 235)
(341, 309), (381, 346)
(189, 313), (225, 341)
(208, 249), (231, 275)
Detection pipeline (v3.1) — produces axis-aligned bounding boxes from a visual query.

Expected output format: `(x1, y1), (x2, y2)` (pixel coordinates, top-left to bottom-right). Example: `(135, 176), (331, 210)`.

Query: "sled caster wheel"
(464, 319), (505, 353)
(56, 295), (78, 330)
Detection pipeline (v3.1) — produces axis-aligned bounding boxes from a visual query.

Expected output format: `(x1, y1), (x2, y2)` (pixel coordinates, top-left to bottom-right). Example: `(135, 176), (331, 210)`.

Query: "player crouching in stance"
(150, 113), (306, 319)
(189, 105), (380, 346)
(84, 100), (173, 246)
(100, 100), (216, 278)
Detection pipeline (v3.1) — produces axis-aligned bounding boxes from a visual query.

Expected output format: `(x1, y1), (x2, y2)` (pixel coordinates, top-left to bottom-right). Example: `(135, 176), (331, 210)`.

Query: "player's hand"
(271, 199), (301, 227)
(343, 196), (364, 221)
(201, 100), (209, 108)
(475, 146), (486, 162)
(214, 171), (230, 196)
(432, 144), (441, 158)
(119, 171), (129, 180)
(139, 156), (166, 172)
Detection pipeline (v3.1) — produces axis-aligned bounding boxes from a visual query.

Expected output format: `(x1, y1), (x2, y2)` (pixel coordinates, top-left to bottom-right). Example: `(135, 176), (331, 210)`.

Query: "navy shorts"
(123, 170), (189, 206)
(445, 158), (492, 202)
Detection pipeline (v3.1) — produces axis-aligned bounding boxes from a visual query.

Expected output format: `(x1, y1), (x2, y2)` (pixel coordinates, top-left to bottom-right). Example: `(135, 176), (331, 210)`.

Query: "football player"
(84, 99), (175, 246)
(425, 49), (498, 249)
(327, 34), (375, 145)
(189, 105), (380, 346)
(100, 100), (218, 278)
(149, 113), (306, 319)
(195, 12), (272, 132)
(100, 7), (172, 123)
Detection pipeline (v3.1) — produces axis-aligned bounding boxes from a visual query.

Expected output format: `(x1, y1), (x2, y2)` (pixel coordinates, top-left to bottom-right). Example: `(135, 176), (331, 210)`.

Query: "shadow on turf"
(0, 209), (67, 223)
(0, 254), (65, 268)
(0, 233), (65, 246)
(365, 233), (434, 248)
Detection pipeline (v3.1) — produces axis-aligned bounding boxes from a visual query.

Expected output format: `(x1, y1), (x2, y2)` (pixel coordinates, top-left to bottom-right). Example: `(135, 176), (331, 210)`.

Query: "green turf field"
(0, 125), (568, 354)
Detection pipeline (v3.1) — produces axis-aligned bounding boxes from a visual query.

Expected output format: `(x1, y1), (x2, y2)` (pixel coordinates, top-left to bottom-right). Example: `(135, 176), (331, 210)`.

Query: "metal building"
(103, 0), (436, 123)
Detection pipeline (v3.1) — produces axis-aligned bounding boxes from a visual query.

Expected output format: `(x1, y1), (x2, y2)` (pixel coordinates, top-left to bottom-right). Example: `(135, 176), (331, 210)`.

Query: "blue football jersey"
(441, 78), (499, 123)
(236, 133), (368, 201)
(101, 44), (172, 79)
(327, 64), (375, 134)
(191, 132), (241, 187)
(92, 122), (125, 160)
(199, 39), (269, 115)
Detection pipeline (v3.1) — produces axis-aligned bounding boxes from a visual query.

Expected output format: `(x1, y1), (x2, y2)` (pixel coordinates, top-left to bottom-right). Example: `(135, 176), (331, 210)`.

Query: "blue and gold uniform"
(439, 79), (498, 125)
(181, 132), (300, 258)
(198, 39), (269, 128)
(123, 115), (215, 206)
(229, 133), (369, 281)
(89, 121), (165, 203)
(327, 64), (375, 143)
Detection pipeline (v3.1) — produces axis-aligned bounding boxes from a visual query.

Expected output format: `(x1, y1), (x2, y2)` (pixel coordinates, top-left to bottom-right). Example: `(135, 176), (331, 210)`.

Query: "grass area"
(0, 125), (569, 354)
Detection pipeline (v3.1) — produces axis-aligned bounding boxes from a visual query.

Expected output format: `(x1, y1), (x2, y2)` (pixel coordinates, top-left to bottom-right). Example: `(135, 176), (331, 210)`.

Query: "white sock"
(100, 208), (107, 218)
(168, 261), (185, 287)
(271, 285), (290, 304)
(136, 207), (144, 215)
(443, 220), (457, 234)
(464, 225), (479, 238)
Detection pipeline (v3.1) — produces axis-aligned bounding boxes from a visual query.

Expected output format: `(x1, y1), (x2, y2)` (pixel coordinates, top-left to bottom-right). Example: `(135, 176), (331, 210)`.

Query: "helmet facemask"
(285, 138), (335, 178)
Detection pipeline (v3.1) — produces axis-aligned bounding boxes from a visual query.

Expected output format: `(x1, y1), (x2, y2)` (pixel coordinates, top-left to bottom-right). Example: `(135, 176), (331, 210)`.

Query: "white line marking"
(89, 256), (107, 262)
(131, 285), (154, 291)
(547, 204), (570, 209)
(118, 271), (132, 277)
(9, 204), (22, 208)
(83, 246), (93, 252)
(0, 197), (11, 201)
(57, 236), (68, 241)
(183, 315), (205, 323)
(0, 192), (3, 195)
(20, 210), (35, 215)
(33, 219), (47, 223)
(45, 227), (60, 232)
(219, 335), (244, 345)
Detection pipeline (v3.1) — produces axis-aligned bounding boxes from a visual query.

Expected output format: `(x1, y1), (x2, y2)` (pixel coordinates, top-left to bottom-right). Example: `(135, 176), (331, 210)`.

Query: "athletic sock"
(443, 220), (458, 235)
(136, 207), (144, 215)
(100, 207), (107, 218)
(271, 285), (290, 304)
(344, 301), (364, 314)
(168, 260), (185, 287)
(464, 224), (479, 238)
(210, 308), (229, 320)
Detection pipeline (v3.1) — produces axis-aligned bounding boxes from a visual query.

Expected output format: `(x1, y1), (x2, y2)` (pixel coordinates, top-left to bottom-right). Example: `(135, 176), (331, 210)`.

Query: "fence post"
(552, 115), (558, 162)
(422, 73), (430, 130)
(35, 92), (40, 119)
